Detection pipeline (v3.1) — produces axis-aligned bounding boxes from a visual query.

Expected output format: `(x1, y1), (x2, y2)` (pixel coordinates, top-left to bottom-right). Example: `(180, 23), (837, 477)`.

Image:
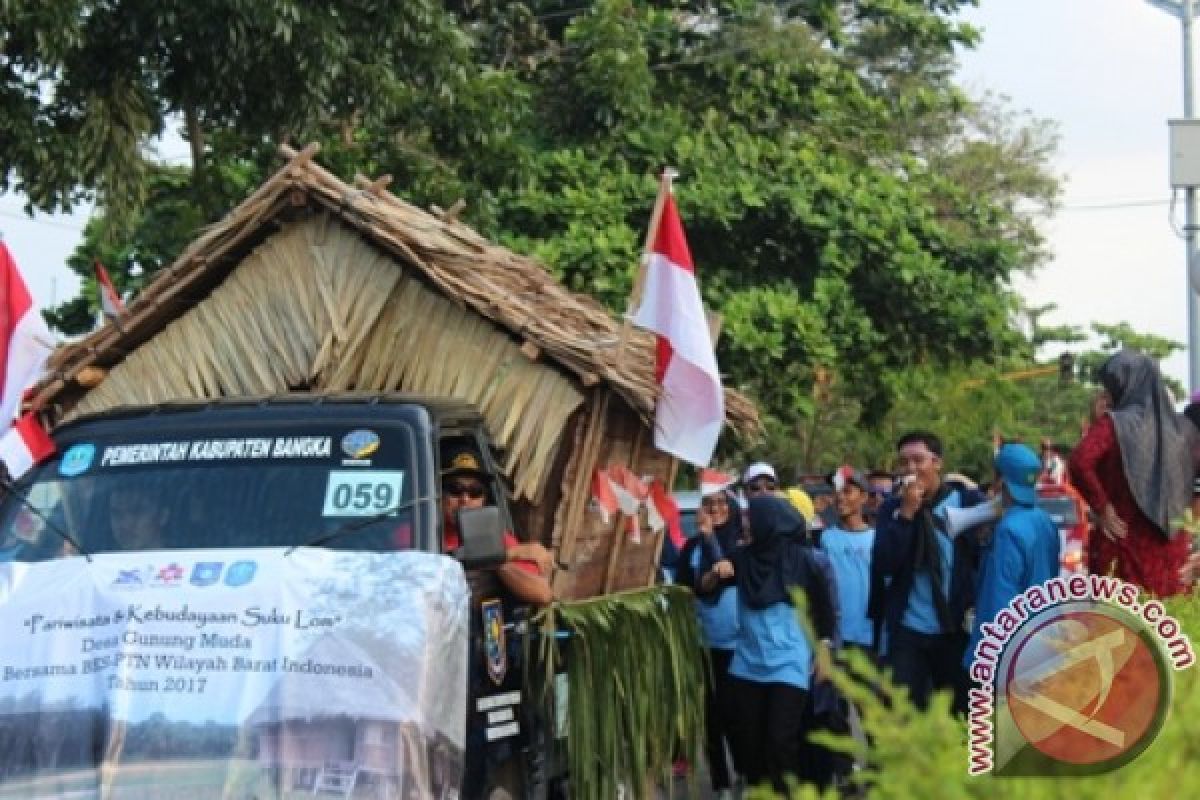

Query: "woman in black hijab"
(676, 488), (743, 796)
(1069, 350), (1196, 595)
(704, 494), (835, 792)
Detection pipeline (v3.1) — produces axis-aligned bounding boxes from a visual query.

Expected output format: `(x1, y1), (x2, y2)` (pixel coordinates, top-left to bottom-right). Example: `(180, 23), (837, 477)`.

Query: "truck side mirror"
(455, 506), (507, 570)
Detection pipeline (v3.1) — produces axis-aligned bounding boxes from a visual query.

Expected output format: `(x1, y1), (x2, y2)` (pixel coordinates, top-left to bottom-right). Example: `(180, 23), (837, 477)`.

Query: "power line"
(1058, 197), (1169, 212)
(0, 206), (87, 233)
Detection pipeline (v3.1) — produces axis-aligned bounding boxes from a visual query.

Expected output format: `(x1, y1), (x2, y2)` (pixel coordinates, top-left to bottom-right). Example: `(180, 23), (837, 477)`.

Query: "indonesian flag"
(632, 191), (724, 466)
(0, 242), (52, 429)
(644, 479), (684, 552)
(590, 467), (620, 525)
(589, 465), (650, 541)
(606, 464), (649, 542)
(699, 467), (737, 497)
(0, 413), (54, 480)
(94, 260), (125, 318)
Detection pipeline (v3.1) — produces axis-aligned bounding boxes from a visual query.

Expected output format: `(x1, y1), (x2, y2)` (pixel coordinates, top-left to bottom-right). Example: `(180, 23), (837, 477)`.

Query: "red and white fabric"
(0, 413), (54, 480)
(590, 466), (621, 525)
(606, 464), (649, 541)
(632, 192), (724, 467)
(94, 260), (125, 318)
(644, 479), (684, 552)
(699, 468), (737, 497)
(0, 243), (52, 429)
(589, 465), (653, 541)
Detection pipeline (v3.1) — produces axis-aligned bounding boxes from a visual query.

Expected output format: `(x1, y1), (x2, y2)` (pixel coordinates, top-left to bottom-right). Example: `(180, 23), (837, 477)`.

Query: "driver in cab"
(109, 485), (170, 551)
(441, 444), (555, 606)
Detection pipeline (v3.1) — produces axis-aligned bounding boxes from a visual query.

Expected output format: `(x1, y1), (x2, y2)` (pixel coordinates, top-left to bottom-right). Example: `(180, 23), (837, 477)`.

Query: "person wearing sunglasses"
(441, 443), (554, 606)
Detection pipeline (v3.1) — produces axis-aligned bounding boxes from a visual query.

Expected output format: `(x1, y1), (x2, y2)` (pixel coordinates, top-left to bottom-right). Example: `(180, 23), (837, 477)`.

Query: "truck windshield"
(0, 425), (424, 562)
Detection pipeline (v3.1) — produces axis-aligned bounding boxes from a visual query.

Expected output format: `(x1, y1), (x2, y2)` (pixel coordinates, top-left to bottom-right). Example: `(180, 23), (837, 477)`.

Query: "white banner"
(0, 548), (469, 799)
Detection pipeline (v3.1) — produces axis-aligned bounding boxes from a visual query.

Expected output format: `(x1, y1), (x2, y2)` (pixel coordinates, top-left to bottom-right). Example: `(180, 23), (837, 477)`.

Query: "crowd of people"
(673, 349), (1200, 797)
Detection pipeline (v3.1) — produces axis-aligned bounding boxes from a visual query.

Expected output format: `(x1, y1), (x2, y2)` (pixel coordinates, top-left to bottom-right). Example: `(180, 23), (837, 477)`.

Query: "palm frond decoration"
(532, 585), (707, 800)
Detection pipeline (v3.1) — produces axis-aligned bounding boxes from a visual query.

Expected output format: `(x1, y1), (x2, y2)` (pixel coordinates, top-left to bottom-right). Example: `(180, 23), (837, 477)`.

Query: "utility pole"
(1151, 0), (1200, 393)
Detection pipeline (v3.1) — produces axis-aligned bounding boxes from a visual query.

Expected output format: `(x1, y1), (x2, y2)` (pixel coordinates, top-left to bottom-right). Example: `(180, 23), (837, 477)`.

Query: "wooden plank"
(603, 412), (646, 594)
(550, 391), (608, 598)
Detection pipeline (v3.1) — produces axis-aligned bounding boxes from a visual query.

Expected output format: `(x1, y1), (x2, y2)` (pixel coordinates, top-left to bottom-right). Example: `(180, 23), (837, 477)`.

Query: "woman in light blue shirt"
(706, 495), (835, 793)
(678, 487), (743, 796)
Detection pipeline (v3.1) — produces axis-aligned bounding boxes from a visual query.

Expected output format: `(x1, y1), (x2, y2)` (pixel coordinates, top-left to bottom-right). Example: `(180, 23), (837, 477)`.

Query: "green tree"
(1, 0), (469, 224)
(28, 1), (1061, 456)
(1077, 322), (1186, 399)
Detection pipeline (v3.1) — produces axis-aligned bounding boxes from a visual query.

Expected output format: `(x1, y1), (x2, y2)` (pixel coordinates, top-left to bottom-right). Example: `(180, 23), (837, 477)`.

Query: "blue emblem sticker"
(224, 560), (257, 587)
(341, 429), (381, 460)
(113, 568), (146, 588)
(482, 598), (508, 686)
(190, 562), (224, 587)
(60, 444), (95, 477)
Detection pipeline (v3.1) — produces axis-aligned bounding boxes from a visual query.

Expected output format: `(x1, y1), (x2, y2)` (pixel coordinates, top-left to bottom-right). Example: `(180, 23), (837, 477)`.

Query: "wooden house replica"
(244, 633), (458, 798)
(31, 144), (758, 599)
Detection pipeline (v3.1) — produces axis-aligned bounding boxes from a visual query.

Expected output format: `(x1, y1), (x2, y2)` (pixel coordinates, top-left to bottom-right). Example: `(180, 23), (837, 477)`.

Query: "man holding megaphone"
(868, 431), (987, 714)
(963, 444), (1061, 673)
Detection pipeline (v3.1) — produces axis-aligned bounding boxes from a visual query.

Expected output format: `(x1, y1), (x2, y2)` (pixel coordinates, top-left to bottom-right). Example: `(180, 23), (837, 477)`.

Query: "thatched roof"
(33, 143), (759, 438)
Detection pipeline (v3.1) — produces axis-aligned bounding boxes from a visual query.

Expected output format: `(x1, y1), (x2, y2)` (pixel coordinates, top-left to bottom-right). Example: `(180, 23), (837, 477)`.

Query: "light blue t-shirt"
(689, 545), (740, 650)
(901, 491), (962, 635)
(821, 525), (875, 647)
(729, 599), (813, 690)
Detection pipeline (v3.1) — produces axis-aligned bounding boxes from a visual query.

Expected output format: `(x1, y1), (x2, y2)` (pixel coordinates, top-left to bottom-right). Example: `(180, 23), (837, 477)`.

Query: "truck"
(0, 144), (752, 799)
(0, 393), (564, 799)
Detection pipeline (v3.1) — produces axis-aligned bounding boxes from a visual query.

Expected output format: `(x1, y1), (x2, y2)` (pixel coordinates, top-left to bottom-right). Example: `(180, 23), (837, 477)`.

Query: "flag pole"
(616, 168), (677, 370)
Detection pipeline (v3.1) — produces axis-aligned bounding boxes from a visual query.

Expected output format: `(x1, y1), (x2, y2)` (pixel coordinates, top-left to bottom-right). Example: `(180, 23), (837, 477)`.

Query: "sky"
(958, 0), (1194, 390)
(0, 0), (1195, 389)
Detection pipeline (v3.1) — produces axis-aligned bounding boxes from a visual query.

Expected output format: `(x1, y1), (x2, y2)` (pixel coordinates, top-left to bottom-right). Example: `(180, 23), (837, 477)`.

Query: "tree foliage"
(13, 0), (1067, 462)
(757, 594), (1200, 799)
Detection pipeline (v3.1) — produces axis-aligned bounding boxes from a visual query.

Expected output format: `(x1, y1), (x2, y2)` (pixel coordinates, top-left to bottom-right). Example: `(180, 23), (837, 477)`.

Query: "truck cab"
(0, 394), (557, 798)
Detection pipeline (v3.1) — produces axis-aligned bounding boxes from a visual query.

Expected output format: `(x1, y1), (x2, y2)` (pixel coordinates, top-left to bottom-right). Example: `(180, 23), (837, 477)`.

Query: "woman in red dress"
(1069, 350), (1195, 597)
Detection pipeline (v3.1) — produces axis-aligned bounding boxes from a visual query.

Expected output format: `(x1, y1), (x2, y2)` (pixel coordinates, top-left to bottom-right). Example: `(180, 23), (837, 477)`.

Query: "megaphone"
(943, 500), (1001, 538)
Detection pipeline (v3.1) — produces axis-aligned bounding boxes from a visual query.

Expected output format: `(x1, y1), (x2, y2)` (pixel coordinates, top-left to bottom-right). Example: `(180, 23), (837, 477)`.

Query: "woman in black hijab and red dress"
(1069, 350), (1196, 596)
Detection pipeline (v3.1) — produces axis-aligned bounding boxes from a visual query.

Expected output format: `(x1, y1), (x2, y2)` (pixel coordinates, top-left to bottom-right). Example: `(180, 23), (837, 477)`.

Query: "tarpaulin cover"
(0, 548), (469, 799)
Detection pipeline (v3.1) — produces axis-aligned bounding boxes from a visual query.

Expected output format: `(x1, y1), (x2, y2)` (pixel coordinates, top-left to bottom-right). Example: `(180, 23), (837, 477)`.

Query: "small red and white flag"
(606, 464), (649, 541)
(589, 465), (651, 541)
(590, 467), (621, 525)
(632, 185), (724, 466)
(645, 479), (684, 552)
(0, 413), (54, 480)
(699, 467), (737, 497)
(94, 260), (125, 318)
(0, 242), (52, 430)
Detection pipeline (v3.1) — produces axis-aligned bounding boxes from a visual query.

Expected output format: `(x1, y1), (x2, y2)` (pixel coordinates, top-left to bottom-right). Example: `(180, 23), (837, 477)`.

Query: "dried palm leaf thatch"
(39, 144), (760, 441)
(69, 214), (584, 502)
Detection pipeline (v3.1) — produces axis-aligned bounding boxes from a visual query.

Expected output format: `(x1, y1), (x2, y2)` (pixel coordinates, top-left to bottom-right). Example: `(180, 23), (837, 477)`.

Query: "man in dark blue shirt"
(868, 431), (985, 713)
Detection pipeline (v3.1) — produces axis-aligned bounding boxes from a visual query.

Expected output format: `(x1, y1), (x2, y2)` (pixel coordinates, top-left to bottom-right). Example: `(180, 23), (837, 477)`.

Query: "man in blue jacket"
(868, 431), (985, 713)
(964, 443), (1061, 673)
